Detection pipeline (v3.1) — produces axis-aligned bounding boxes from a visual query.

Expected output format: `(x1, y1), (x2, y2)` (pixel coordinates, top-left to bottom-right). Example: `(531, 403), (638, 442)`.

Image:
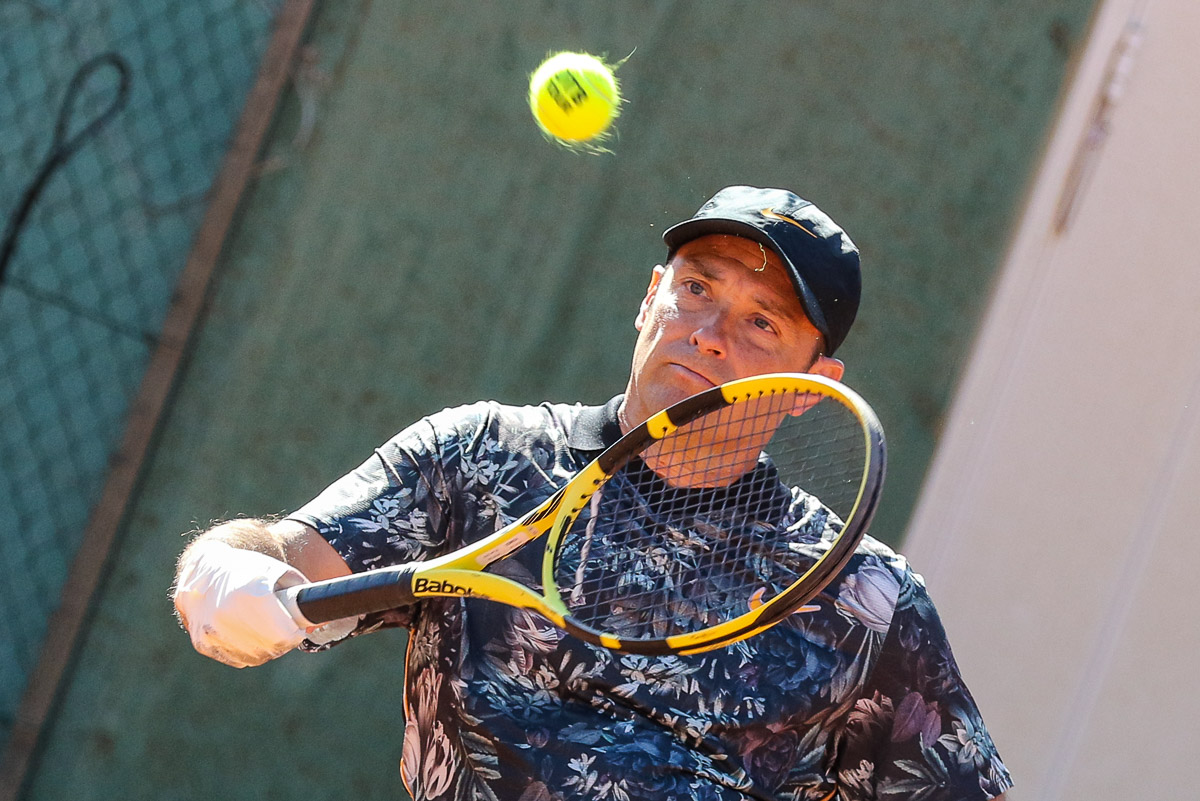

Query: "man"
(174, 185), (1012, 801)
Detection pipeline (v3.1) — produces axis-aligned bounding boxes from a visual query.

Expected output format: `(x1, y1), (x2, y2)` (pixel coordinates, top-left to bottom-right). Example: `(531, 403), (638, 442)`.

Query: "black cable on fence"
(0, 52), (131, 285)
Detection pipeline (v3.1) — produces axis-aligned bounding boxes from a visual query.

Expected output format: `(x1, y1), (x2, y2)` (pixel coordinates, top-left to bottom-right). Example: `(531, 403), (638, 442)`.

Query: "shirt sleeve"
(837, 567), (1014, 800)
(288, 402), (508, 573)
(285, 403), (496, 642)
(287, 413), (460, 572)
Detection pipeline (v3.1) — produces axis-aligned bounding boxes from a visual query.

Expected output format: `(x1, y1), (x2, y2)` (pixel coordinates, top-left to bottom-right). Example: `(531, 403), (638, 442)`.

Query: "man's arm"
(172, 518), (352, 668)
(177, 517), (352, 583)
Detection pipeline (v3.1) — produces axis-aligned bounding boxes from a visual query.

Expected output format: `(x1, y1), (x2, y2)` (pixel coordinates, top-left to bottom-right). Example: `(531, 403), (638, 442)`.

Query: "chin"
(648, 385), (696, 417)
(626, 366), (711, 425)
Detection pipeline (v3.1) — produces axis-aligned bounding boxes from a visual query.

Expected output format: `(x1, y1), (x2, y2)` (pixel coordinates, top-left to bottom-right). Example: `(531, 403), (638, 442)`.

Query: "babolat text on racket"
(278, 372), (885, 655)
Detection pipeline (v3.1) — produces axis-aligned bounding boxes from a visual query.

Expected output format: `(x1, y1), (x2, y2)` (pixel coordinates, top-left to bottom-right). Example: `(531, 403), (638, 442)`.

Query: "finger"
(191, 626), (254, 668)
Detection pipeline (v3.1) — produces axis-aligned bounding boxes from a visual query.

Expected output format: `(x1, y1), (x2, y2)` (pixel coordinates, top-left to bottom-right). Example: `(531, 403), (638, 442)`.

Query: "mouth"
(668, 363), (717, 388)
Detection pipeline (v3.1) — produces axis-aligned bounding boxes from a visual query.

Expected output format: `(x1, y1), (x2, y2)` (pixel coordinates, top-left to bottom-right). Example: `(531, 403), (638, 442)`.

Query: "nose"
(689, 311), (731, 357)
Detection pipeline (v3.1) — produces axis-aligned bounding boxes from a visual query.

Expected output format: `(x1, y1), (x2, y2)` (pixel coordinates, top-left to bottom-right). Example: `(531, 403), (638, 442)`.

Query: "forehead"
(674, 233), (779, 264)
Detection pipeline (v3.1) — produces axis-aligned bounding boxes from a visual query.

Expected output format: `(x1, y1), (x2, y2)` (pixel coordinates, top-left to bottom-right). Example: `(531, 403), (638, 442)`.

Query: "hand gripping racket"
(279, 373), (885, 655)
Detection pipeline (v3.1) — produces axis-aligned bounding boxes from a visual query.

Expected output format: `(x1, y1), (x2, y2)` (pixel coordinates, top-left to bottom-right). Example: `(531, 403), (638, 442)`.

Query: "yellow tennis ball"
(528, 52), (620, 147)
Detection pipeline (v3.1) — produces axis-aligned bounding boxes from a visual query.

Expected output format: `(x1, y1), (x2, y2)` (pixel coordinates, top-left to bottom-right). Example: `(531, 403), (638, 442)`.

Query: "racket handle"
(277, 565), (418, 626)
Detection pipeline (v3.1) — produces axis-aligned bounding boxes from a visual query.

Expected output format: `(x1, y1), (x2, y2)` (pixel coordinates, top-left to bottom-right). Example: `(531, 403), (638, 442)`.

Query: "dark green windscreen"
(15, 2), (1094, 798)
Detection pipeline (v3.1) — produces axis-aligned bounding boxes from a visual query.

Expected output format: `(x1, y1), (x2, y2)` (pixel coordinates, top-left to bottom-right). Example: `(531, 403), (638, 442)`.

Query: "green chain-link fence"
(0, 0), (281, 749)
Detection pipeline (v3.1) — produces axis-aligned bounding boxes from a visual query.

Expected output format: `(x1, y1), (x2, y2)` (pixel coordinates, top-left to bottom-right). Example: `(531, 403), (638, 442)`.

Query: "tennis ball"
(528, 52), (621, 149)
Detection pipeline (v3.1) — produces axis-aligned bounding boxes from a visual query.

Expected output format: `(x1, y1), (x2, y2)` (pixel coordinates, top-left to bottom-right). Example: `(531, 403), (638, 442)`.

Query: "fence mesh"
(0, 0), (281, 747)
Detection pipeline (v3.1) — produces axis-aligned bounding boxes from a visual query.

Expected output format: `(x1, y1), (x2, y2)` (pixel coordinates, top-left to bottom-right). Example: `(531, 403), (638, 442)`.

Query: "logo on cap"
(760, 208), (819, 239)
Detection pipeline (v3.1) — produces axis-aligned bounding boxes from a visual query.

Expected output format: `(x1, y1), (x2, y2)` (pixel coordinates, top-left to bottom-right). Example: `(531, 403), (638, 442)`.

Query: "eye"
(683, 279), (706, 296)
(751, 315), (778, 335)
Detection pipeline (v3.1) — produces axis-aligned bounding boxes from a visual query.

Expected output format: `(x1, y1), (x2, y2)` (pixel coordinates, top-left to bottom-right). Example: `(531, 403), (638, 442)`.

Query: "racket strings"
(554, 390), (867, 641)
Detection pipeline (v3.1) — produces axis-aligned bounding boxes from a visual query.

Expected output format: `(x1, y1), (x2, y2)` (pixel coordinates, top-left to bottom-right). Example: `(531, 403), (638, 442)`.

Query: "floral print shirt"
(290, 398), (1012, 801)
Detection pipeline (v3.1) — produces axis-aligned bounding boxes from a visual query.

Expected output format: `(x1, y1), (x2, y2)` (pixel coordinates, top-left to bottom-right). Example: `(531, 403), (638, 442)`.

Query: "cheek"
(640, 294), (682, 335)
(772, 345), (822, 374)
(735, 332), (817, 373)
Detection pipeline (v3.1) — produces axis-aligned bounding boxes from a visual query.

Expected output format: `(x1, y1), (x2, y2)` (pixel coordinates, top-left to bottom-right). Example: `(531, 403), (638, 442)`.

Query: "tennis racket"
(278, 372), (885, 655)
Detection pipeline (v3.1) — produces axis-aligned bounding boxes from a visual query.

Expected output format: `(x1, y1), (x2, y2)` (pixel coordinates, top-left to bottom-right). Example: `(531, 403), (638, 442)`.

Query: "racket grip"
(277, 565), (418, 626)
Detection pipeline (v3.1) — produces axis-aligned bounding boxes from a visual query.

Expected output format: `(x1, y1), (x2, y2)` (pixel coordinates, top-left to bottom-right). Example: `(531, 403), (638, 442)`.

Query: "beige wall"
(904, 0), (1200, 797)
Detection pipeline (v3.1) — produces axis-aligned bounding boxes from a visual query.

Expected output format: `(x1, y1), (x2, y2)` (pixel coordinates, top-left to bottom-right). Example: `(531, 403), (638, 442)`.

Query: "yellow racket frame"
(285, 373), (884, 656)
(538, 372), (884, 655)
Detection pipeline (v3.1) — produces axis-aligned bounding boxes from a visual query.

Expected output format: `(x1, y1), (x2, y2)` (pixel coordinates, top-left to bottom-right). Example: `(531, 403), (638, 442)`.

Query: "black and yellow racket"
(279, 373), (885, 655)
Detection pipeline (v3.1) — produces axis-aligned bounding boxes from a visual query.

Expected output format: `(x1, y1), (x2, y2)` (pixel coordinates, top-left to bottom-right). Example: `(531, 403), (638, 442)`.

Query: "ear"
(808, 355), (845, 382)
(789, 356), (846, 417)
(634, 264), (667, 331)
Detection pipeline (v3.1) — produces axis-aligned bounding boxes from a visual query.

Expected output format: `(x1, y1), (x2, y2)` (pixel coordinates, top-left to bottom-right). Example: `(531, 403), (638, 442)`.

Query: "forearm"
(182, 517), (287, 563)
(178, 517), (350, 586)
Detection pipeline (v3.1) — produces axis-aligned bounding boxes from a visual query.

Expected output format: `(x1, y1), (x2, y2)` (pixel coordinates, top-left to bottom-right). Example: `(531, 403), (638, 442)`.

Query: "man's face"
(621, 234), (843, 430)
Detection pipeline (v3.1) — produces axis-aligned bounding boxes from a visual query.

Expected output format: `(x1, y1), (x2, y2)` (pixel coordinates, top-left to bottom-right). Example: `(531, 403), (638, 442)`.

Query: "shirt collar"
(567, 395), (624, 452)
